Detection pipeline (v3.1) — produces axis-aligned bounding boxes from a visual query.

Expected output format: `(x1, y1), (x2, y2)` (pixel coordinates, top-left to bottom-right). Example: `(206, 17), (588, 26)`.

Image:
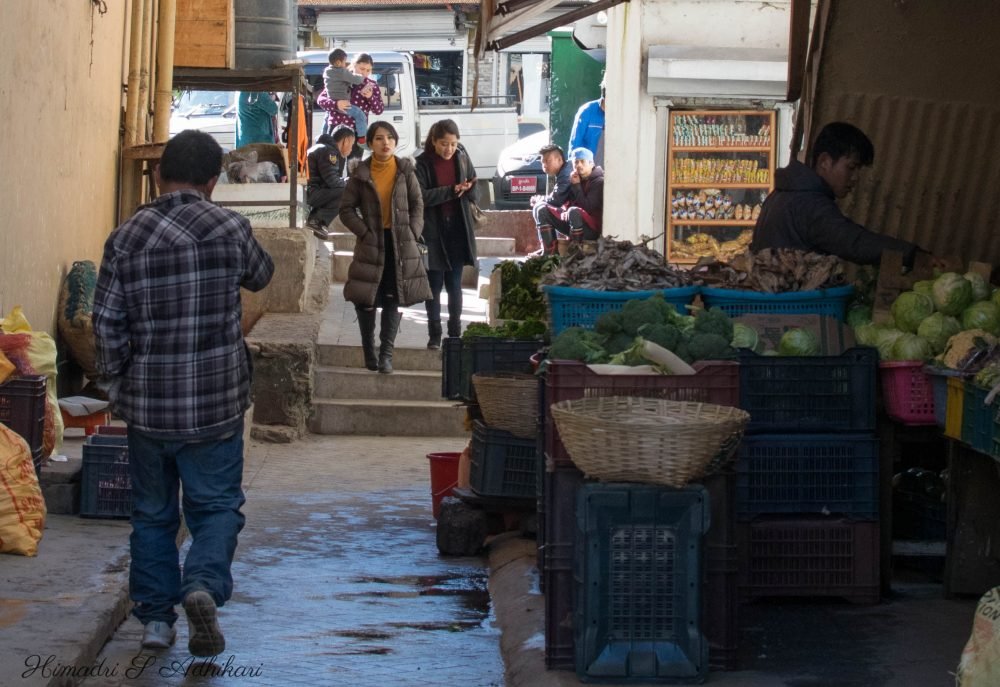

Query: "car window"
(173, 91), (234, 116)
(303, 64), (403, 112)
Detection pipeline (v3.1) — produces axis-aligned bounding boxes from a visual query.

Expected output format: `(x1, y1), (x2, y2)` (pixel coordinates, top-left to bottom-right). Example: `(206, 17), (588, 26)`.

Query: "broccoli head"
(463, 322), (497, 340)
(603, 331), (635, 355)
(693, 307), (734, 342)
(621, 296), (676, 336)
(595, 310), (625, 337)
(638, 323), (681, 352)
(549, 327), (607, 363)
(688, 332), (737, 361)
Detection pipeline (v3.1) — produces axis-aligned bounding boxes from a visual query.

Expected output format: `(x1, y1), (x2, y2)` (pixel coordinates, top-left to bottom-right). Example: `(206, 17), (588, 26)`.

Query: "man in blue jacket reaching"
(568, 82), (605, 167)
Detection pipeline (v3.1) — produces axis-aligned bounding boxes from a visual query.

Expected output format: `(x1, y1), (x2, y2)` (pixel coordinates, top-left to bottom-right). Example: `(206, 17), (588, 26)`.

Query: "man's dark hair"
(331, 124), (357, 144)
(159, 130), (222, 186)
(328, 48), (348, 66)
(366, 120), (399, 144)
(539, 144), (565, 162)
(353, 53), (374, 67)
(424, 118), (460, 154)
(810, 122), (875, 167)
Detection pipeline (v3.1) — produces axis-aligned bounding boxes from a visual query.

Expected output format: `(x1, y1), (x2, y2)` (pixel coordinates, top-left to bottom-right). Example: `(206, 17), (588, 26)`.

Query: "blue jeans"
(127, 423), (246, 626)
(343, 104), (368, 137)
(425, 266), (464, 335)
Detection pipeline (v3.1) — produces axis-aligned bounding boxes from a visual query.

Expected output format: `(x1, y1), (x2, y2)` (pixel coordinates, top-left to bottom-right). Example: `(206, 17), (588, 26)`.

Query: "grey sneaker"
(183, 590), (225, 657)
(141, 621), (177, 649)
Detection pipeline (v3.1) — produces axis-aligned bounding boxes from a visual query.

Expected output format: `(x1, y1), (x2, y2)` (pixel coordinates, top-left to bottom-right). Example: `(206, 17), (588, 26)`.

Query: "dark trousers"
(426, 266), (464, 327)
(533, 204), (600, 253)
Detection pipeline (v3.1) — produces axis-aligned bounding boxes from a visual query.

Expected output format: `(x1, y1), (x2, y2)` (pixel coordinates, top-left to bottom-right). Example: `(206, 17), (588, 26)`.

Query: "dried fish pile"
(540, 237), (699, 290)
(690, 248), (846, 293)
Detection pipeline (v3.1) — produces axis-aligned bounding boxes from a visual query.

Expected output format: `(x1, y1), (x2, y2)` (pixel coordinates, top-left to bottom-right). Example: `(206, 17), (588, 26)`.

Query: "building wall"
(0, 1), (127, 333)
(603, 0), (793, 245)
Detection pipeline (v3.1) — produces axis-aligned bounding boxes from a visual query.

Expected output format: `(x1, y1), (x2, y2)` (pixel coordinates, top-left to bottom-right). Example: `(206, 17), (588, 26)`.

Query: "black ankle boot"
(427, 320), (442, 350)
(378, 307), (402, 374)
(446, 319), (462, 338)
(356, 307), (378, 371)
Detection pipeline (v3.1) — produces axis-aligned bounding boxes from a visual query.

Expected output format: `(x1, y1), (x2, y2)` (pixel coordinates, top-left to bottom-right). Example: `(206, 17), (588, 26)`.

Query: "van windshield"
(303, 64), (403, 111)
(173, 91), (235, 117)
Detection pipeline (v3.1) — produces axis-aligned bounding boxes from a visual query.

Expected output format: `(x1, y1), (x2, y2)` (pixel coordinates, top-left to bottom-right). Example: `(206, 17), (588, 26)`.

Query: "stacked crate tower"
(735, 345), (881, 604)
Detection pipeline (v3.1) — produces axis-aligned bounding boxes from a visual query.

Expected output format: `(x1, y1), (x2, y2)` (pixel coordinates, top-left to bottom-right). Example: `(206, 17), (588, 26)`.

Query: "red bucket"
(427, 452), (460, 519)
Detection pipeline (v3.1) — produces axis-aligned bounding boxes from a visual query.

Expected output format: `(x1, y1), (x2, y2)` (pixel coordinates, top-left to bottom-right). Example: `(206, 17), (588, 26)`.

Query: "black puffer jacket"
(750, 160), (920, 266)
(413, 145), (479, 272)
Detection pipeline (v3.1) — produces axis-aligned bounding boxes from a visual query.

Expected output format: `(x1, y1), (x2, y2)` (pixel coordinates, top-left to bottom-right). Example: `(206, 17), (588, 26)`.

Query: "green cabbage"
(846, 304), (872, 328)
(917, 312), (962, 355)
(965, 272), (991, 302)
(891, 291), (934, 333)
(890, 333), (933, 362)
(932, 273), (974, 316)
(961, 301), (1000, 336)
(854, 322), (881, 347)
(731, 323), (762, 352)
(875, 328), (905, 360)
(992, 289), (1000, 310)
(778, 328), (820, 356)
(913, 280), (934, 297)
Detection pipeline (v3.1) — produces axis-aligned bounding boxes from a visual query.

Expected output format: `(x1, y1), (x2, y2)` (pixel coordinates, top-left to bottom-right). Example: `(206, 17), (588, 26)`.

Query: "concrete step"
(328, 232), (515, 257)
(331, 251), (352, 282)
(317, 343), (442, 372)
(310, 398), (467, 436)
(314, 365), (443, 402)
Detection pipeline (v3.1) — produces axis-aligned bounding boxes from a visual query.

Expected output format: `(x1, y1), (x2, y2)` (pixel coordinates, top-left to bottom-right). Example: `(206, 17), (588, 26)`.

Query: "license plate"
(509, 176), (537, 194)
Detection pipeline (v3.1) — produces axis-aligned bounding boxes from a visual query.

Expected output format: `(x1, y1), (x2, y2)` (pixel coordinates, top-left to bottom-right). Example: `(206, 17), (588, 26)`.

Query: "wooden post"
(153, 0), (177, 142)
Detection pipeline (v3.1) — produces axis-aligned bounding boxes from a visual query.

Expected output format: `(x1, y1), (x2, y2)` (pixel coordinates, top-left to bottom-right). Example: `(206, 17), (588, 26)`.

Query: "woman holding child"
(317, 52), (384, 147)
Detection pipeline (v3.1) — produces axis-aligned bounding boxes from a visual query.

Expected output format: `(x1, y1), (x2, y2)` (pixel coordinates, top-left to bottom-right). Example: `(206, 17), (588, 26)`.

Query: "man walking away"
(93, 130), (274, 657)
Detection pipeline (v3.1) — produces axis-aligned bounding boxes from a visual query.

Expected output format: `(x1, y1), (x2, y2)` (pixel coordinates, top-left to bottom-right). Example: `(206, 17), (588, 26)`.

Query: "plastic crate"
(441, 337), (541, 402)
(736, 434), (879, 520)
(574, 483), (709, 682)
(926, 369), (961, 428)
(80, 435), (132, 519)
(543, 359), (739, 468)
(962, 383), (996, 454)
(543, 284), (699, 336)
(469, 421), (537, 499)
(0, 375), (46, 458)
(740, 347), (877, 434)
(893, 491), (946, 541)
(880, 361), (936, 426)
(543, 461), (586, 670)
(945, 376), (965, 440)
(737, 517), (880, 604)
(701, 471), (739, 672)
(699, 285), (854, 320)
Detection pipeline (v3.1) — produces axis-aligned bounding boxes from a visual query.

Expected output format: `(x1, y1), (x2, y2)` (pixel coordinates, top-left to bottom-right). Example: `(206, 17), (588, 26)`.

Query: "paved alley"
(79, 434), (504, 687)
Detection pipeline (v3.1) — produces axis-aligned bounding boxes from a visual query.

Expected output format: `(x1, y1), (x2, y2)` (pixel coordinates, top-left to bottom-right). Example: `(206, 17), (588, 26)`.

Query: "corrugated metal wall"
(800, 0), (1000, 266)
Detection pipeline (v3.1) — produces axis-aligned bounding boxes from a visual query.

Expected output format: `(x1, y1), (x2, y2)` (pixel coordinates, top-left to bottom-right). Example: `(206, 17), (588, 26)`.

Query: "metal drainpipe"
(152, 0), (176, 142)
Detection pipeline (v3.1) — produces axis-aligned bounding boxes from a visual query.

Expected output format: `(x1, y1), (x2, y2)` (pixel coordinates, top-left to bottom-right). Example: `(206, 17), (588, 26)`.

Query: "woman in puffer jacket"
(339, 121), (431, 373)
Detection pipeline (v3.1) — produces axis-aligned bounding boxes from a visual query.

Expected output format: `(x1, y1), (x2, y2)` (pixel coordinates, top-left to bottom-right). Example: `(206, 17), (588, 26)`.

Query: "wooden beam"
(786, 0), (811, 102)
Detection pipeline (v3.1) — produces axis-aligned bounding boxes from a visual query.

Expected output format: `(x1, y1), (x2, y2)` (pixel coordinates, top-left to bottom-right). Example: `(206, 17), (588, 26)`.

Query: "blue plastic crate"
(575, 483), (709, 683)
(739, 347), (877, 434)
(962, 383), (996, 455)
(543, 284), (699, 336)
(736, 434), (879, 520)
(700, 285), (854, 321)
(469, 421), (538, 499)
(927, 368), (961, 428)
(80, 435), (132, 519)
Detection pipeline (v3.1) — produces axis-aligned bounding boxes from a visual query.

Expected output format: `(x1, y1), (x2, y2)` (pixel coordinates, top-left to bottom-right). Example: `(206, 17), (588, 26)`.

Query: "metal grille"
(609, 525), (677, 641)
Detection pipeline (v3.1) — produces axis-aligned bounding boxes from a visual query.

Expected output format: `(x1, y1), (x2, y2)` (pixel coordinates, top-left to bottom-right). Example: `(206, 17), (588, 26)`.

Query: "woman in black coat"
(413, 119), (479, 349)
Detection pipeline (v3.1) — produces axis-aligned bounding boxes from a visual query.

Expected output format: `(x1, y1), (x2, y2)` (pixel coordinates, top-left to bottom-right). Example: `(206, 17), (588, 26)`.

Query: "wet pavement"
(79, 435), (504, 687)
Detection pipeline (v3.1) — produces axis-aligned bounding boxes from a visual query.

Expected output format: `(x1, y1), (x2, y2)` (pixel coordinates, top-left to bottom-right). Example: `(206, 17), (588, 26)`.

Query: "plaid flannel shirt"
(93, 190), (274, 438)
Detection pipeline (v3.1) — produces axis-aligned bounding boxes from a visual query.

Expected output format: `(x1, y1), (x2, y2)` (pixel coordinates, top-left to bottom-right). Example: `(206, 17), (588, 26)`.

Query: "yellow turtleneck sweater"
(369, 156), (397, 229)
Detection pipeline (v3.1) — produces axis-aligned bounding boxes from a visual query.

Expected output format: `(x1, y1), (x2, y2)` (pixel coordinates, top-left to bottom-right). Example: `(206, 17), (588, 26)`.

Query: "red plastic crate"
(880, 361), (936, 426)
(738, 517), (880, 604)
(543, 360), (739, 468)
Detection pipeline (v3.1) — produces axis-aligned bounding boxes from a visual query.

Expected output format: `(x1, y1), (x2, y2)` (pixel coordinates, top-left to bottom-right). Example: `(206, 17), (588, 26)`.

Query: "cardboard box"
(735, 314), (856, 354)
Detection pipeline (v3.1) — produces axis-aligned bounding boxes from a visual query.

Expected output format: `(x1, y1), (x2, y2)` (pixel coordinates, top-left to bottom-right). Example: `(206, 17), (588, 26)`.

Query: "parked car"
(492, 129), (549, 210)
(169, 90), (239, 150)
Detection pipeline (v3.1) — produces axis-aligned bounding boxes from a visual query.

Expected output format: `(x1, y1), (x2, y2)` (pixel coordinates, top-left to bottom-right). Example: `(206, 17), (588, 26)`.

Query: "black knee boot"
(378, 306), (402, 374)
(356, 307), (378, 371)
(427, 320), (442, 350)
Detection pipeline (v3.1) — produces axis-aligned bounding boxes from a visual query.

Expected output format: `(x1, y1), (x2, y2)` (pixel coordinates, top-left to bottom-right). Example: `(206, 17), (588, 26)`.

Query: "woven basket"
(471, 372), (538, 439)
(550, 396), (750, 487)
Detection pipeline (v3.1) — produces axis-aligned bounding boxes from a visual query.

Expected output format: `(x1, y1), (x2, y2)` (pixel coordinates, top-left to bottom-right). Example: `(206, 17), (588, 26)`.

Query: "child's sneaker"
(141, 621), (176, 649)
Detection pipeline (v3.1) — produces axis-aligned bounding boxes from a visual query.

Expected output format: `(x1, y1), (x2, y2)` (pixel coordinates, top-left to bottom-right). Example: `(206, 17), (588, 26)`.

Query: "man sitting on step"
(305, 125), (356, 240)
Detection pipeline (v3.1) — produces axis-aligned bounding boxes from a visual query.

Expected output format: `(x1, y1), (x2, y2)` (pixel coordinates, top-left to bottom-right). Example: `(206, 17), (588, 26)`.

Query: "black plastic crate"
(0, 375), (46, 458)
(441, 337), (542, 402)
(469, 421), (537, 499)
(736, 434), (879, 520)
(701, 471), (738, 671)
(737, 517), (880, 604)
(574, 483), (709, 682)
(80, 435), (132, 519)
(739, 347), (877, 434)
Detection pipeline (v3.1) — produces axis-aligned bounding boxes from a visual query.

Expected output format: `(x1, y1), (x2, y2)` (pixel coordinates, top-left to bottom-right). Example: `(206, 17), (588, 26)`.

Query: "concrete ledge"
(242, 226), (316, 318)
(478, 210), (540, 254)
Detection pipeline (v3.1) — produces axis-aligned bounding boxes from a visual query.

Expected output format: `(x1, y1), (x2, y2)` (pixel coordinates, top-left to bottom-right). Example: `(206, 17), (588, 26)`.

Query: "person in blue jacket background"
(235, 91), (279, 149)
(568, 81), (605, 167)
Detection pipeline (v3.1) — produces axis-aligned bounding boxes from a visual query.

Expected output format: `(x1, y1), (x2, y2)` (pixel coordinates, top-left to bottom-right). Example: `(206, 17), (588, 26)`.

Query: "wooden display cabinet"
(665, 110), (776, 264)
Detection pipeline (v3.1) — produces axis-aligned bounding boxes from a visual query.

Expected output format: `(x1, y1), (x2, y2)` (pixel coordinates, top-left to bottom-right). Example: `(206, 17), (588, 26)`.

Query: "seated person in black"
(305, 124), (356, 240)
